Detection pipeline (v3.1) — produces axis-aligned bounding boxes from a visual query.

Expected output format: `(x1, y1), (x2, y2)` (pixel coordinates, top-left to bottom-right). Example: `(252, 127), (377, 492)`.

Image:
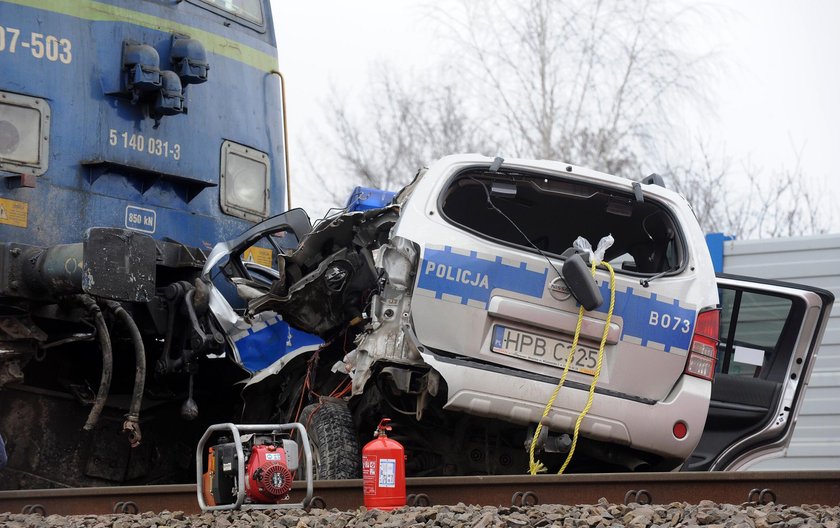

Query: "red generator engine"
(244, 443), (293, 502)
(196, 423), (314, 511)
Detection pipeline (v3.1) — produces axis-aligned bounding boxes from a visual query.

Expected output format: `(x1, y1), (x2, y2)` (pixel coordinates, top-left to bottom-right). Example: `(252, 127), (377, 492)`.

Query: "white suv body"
(386, 155), (717, 463)
(205, 154), (833, 476)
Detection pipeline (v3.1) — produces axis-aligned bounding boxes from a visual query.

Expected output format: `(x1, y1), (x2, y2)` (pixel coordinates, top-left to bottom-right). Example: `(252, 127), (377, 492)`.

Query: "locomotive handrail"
(270, 70), (292, 212)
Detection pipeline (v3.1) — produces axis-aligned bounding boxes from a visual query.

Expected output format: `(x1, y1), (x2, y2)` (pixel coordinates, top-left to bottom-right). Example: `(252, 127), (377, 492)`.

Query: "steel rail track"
(2, 472), (838, 516)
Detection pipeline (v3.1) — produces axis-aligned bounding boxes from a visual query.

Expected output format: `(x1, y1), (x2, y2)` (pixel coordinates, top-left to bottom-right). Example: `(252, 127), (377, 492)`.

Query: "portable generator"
(195, 423), (313, 511)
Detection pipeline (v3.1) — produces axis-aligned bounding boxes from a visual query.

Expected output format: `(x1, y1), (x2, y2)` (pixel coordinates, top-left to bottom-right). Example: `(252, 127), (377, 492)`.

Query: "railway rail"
(2, 472), (838, 516)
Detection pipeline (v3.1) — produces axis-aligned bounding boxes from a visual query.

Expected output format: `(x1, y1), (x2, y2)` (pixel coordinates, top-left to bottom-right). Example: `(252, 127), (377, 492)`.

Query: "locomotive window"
(199, 0), (263, 24)
(220, 141), (270, 222)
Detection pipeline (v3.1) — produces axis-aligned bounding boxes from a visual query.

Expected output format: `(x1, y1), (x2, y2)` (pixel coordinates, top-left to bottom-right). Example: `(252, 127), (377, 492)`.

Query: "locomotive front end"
(0, 0), (287, 489)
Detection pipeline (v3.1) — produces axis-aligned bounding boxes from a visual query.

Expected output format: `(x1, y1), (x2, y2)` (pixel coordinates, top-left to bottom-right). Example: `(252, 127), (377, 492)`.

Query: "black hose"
(80, 296), (113, 431)
(104, 301), (146, 447)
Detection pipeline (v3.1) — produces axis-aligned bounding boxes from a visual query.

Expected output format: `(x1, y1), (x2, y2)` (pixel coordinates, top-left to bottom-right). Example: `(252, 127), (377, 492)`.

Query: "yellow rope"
(558, 261), (615, 473)
(528, 260), (616, 475)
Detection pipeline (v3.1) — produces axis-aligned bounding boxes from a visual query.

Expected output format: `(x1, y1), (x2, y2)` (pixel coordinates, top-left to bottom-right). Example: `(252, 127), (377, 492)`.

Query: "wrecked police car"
(206, 154), (833, 477)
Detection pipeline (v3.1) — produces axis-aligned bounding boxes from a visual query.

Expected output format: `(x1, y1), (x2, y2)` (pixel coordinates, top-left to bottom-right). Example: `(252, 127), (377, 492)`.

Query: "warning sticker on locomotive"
(244, 246), (273, 268)
(378, 458), (396, 488)
(0, 198), (28, 228)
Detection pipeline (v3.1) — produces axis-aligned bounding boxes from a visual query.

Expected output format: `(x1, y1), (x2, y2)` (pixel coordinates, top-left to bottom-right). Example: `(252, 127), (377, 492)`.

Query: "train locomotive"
(0, 0), (291, 488)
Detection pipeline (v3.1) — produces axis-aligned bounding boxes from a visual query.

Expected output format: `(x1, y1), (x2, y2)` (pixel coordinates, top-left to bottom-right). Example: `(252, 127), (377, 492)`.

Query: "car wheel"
(298, 400), (361, 479)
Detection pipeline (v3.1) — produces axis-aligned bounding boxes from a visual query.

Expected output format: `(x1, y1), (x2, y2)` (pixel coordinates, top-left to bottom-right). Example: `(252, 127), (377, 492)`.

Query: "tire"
(299, 400), (362, 479)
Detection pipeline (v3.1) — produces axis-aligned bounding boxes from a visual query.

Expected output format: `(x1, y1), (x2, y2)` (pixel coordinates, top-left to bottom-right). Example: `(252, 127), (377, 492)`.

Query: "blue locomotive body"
(0, 0), (287, 248)
(0, 0), (292, 489)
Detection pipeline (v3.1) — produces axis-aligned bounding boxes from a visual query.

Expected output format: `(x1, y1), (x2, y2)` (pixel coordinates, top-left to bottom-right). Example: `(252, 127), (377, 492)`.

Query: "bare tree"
(665, 139), (733, 235)
(300, 65), (494, 205)
(666, 141), (831, 238)
(735, 156), (831, 239)
(305, 0), (712, 198)
(300, 0), (829, 238)
(430, 0), (714, 175)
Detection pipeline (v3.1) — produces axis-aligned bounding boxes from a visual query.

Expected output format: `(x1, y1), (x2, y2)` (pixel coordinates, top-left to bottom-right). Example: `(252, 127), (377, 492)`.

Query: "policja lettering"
(424, 261), (490, 289)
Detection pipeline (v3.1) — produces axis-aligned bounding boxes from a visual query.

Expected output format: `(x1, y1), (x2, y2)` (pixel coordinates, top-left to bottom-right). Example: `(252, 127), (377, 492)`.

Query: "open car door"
(683, 274), (834, 471)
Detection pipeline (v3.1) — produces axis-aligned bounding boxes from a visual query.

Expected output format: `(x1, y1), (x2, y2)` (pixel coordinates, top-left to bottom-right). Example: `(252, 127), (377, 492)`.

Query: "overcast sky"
(274, 1), (840, 233)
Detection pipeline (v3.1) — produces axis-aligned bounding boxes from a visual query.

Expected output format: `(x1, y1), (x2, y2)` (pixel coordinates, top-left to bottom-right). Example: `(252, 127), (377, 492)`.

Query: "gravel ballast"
(2, 499), (839, 528)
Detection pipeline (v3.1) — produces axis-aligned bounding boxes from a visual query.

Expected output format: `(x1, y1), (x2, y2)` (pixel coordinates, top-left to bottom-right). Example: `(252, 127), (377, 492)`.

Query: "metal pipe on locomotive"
(0, 0), (289, 489)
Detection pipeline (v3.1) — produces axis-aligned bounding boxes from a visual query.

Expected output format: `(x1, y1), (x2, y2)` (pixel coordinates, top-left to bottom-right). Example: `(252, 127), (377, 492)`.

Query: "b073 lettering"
(648, 311), (692, 334)
(0, 26), (72, 64)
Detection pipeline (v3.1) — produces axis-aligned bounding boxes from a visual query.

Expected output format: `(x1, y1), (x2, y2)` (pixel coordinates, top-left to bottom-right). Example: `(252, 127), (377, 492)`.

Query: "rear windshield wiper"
(640, 266), (678, 288)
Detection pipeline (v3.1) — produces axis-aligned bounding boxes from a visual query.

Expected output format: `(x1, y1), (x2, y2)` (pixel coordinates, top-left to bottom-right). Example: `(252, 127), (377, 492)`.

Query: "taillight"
(684, 308), (720, 381)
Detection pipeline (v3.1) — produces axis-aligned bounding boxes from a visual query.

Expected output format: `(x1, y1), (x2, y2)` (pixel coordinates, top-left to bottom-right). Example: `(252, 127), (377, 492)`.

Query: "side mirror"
(561, 252), (603, 311)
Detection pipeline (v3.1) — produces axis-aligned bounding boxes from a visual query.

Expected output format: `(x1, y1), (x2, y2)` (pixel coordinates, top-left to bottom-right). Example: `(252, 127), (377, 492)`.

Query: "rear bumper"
(419, 350), (711, 461)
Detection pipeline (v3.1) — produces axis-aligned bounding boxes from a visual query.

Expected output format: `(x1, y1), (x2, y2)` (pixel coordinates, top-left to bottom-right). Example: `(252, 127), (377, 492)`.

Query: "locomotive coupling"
(0, 227), (155, 302)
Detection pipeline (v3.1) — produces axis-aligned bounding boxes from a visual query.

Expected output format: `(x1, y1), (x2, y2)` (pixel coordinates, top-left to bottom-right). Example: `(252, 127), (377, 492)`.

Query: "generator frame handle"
(195, 422), (314, 511)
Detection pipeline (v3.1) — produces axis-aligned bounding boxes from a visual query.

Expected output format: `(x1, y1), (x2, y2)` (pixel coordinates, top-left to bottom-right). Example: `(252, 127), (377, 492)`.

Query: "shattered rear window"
(439, 168), (683, 275)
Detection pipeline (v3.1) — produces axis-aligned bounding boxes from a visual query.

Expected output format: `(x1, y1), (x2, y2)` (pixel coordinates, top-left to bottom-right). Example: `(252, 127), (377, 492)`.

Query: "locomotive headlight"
(220, 140), (270, 221)
(0, 92), (50, 176)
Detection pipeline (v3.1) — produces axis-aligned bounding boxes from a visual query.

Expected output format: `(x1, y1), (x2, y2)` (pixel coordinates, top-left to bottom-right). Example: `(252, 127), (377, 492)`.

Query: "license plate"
(491, 325), (599, 375)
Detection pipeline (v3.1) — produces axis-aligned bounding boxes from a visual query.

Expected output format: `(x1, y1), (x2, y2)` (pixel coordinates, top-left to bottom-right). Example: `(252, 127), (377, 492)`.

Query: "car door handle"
(488, 296), (620, 345)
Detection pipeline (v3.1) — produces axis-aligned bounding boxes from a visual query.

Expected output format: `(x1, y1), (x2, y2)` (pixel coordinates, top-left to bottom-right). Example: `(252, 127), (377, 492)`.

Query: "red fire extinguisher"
(362, 418), (406, 510)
